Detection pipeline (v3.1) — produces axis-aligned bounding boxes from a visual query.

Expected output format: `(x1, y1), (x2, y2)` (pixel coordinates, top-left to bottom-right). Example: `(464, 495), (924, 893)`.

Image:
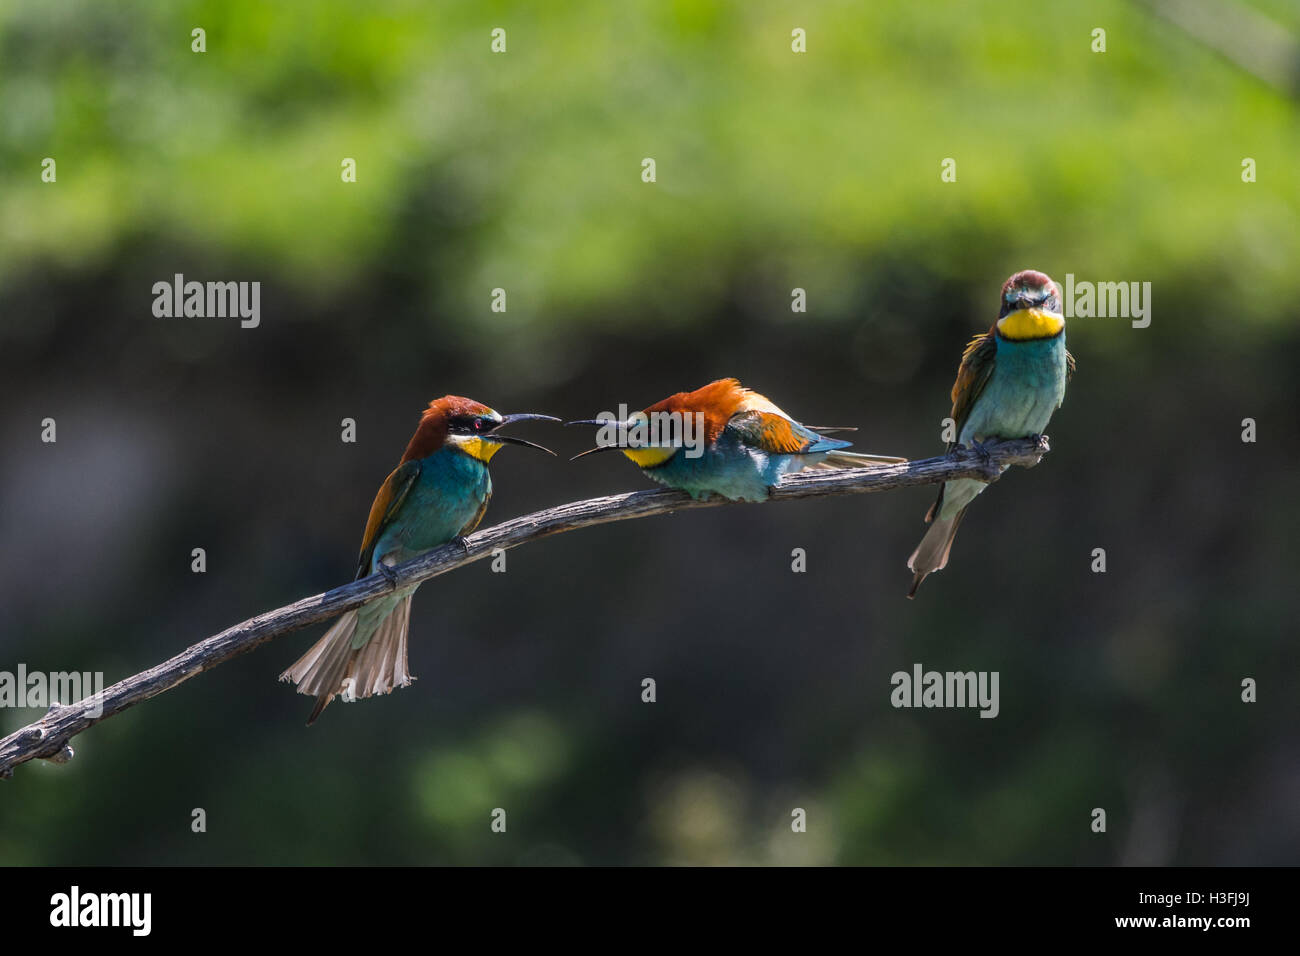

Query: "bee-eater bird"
(907, 270), (1075, 598)
(281, 397), (557, 723)
(569, 377), (904, 502)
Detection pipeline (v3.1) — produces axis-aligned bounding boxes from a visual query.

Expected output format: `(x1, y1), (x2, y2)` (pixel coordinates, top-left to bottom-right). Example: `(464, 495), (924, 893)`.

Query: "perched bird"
(907, 270), (1075, 597)
(569, 377), (904, 502)
(281, 397), (557, 723)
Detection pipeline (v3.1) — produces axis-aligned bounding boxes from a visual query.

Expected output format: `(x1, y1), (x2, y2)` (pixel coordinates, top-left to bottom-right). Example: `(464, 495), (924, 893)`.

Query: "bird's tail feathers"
(906, 505), (968, 599)
(817, 449), (907, 468)
(279, 594), (415, 724)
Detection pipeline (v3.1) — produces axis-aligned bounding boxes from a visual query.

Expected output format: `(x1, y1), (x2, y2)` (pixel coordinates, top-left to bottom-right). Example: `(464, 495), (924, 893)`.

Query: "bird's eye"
(473, 418), (488, 432)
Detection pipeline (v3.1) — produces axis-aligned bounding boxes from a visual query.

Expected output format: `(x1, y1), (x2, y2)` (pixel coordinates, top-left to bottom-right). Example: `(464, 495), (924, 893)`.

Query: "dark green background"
(1, 1), (1297, 864)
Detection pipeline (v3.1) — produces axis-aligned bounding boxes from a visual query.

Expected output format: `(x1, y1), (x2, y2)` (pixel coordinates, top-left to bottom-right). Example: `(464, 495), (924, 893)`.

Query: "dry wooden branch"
(0, 436), (1048, 778)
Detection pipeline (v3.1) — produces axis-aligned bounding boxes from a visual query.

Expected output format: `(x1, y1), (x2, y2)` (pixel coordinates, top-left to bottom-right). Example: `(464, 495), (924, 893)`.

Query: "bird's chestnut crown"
(400, 397), (556, 463)
(998, 270), (1062, 318)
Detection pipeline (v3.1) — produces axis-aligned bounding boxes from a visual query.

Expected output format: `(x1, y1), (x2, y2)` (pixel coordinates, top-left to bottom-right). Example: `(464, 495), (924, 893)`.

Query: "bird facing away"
(280, 397), (557, 723)
(569, 377), (905, 502)
(907, 270), (1075, 597)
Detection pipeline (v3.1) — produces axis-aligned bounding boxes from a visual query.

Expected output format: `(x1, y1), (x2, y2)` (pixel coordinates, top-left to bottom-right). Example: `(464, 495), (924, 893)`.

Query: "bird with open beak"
(569, 378), (904, 502)
(281, 397), (557, 723)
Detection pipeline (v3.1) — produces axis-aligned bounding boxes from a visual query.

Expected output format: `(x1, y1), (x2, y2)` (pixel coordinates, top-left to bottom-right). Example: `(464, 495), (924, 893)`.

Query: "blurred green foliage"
(2, 0), (1297, 348)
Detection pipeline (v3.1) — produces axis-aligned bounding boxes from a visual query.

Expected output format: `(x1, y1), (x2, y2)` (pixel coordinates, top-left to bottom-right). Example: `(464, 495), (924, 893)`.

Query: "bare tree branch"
(1134, 0), (1300, 99)
(0, 437), (1049, 778)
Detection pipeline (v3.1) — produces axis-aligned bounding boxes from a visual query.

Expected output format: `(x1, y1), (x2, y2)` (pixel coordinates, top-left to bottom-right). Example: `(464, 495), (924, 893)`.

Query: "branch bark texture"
(0, 437), (1048, 778)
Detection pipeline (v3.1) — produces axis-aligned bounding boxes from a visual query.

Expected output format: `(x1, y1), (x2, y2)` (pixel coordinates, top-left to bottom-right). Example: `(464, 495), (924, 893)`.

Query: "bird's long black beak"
(569, 444), (622, 461)
(499, 413), (561, 427)
(565, 418), (626, 461)
(489, 413), (560, 455)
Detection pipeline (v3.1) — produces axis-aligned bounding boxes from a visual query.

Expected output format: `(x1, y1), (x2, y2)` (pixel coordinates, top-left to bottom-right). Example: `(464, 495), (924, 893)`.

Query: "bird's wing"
(459, 489), (493, 538)
(948, 326), (998, 450)
(355, 459), (422, 579)
(727, 410), (851, 455)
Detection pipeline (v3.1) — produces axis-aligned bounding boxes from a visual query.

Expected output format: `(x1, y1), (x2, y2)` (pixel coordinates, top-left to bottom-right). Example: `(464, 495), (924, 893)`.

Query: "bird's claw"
(377, 563), (399, 589)
(43, 744), (74, 765)
(452, 536), (471, 555)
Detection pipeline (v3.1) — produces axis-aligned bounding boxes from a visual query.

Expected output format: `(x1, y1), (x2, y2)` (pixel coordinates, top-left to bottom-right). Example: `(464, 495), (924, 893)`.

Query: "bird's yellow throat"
(621, 445), (677, 468)
(453, 436), (503, 462)
(997, 307), (1065, 341)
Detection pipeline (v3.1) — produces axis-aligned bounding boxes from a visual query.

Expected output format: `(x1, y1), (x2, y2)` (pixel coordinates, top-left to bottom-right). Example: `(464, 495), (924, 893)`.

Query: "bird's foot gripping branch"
(0, 437), (1047, 779)
(985, 433), (1050, 472)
